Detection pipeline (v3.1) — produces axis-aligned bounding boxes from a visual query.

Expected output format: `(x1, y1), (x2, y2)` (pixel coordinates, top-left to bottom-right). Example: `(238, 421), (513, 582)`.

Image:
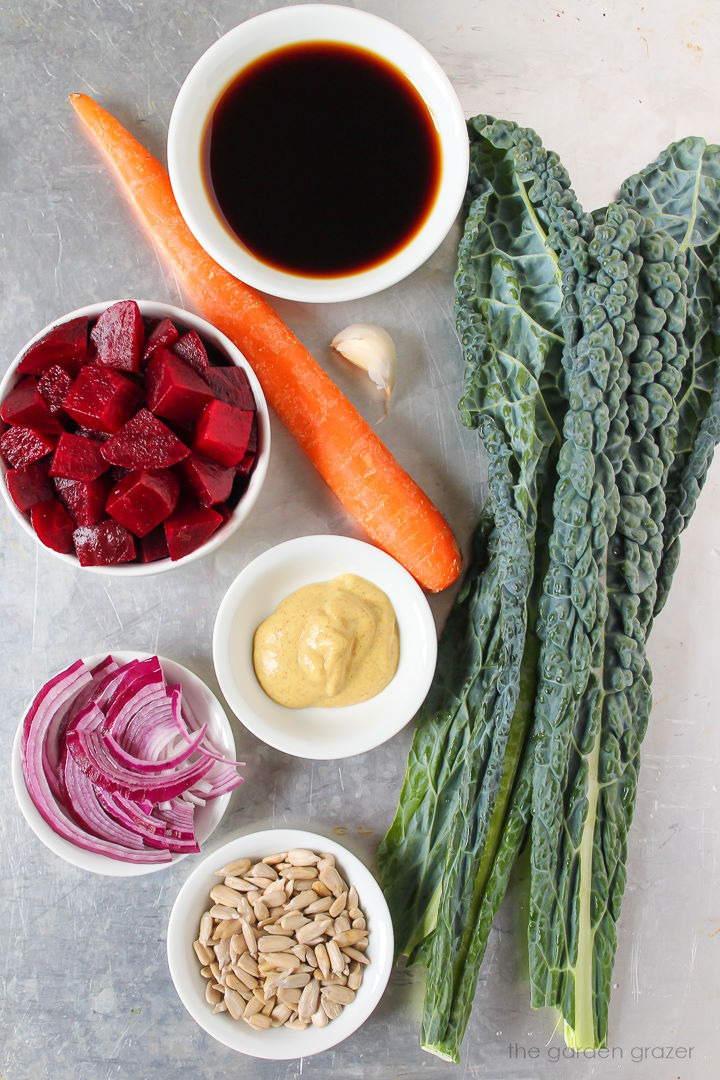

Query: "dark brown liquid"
(203, 41), (442, 278)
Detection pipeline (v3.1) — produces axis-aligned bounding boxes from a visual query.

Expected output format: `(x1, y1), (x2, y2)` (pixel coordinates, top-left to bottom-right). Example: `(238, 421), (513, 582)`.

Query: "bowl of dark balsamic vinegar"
(168, 4), (469, 303)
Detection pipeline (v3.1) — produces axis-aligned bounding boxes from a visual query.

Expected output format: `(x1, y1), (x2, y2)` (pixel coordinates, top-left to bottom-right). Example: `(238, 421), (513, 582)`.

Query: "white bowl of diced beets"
(0, 300), (270, 574)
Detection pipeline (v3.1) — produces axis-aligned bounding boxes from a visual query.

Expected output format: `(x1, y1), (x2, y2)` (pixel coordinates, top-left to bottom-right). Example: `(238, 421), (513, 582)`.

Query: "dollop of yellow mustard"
(253, 574), (399, 708)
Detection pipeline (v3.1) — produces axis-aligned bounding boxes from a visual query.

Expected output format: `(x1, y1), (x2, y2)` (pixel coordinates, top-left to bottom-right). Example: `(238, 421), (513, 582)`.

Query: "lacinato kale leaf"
(529, 220), (690, 1048)
(377, 118), (590, 982)
(379, 127), (720, 1063)
(619, 139), (720, 616)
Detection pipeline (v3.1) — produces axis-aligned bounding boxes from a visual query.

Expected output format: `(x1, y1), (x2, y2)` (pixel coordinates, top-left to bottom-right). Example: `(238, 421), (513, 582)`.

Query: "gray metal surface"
(1, 2), (718, 1078)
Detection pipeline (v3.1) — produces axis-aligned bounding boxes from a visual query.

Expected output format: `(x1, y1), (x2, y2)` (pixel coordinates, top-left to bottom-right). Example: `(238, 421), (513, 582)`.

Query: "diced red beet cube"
(30, 499), (75, 553)
(0, 378), (61, 432)
(54, 476), (112, 527)
(247, 413), (258, 455)
(163, 417), (195, 443)
(6, 459), (54, 512)
(164, 502), (222, 561)
(229, 473), (250, 508)
(17, 316), (88, 377)
(63, 366), (140, 434)
(173, 331), (210, 381)
(139, 526), (170, 563)
(100, 408), (190, 468)
(236, 414), (259, 477)
(236, 450), (256, 478)
(215, 502), (231, 524)
(73, 520), (137, 566)
(178, 453), (234, 507)
(106, 465), (128, 485)
(141, 318), (179, 364)
(107, 469), (180, 537)
(207, 366), (256, 411)
(37, 365), (73, 417)
(50, 432), (109, 481)
(145, 349), (214, 425)
(90, 300), (145, 373)
(0, 425), (57, 468)
(193, 400), (253, 467)
(76, 427), (110, 443)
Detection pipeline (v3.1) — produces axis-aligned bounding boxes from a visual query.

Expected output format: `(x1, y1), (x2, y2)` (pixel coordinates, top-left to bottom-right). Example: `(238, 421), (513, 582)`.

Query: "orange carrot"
(69, 93), (461, 592)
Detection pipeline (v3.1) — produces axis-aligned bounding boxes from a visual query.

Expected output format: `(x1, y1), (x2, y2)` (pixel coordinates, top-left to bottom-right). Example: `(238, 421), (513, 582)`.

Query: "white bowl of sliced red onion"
(11, 651), (243, 876)
(0, 299), (270, 574)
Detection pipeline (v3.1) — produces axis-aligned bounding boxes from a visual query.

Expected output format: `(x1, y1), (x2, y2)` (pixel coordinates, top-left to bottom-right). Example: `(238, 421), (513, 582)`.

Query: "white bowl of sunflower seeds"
(166, 828), (394, 1059)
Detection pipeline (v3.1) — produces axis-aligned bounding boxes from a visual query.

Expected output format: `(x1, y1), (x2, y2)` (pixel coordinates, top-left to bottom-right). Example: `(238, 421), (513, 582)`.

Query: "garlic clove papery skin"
(330, 323), (396, 418)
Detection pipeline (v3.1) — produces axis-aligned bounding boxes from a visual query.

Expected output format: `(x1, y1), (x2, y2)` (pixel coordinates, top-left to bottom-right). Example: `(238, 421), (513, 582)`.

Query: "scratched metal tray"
(1, 2), (717, 1078)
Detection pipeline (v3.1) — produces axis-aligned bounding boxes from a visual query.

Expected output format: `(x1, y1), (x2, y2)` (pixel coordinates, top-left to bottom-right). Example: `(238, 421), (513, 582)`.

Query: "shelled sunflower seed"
(194, 849), (369, 1031)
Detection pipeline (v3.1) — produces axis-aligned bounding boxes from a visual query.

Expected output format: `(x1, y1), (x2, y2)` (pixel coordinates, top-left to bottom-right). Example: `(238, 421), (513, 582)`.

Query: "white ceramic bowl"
(0, 299), (271, 576)
(11, 651), (237, 876)
(167, 828), (393, 1059)
(168, 4), (469, 303)
(212, 534), (437, 759)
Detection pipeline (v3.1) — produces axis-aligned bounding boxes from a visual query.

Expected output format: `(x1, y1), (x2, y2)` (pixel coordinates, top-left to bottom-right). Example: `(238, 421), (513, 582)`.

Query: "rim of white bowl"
(212, 534), (438, 759)
(11, 651), (238, 877)
(167, 827), (394, 1058)
(0, 299), (271, 576)
(168, 4), (469, 303)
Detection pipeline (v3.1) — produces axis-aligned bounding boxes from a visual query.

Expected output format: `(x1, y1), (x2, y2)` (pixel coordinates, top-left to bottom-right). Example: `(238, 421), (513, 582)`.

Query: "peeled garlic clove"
(330, 323), (396, 418)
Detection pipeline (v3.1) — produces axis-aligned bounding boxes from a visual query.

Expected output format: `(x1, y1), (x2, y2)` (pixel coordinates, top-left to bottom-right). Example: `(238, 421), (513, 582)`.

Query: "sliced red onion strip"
(108, 681), (168, 742)
(91, 658), (145, 711)
(104, 791), (166, 837)
(63, 754), (145, 849)
(154, 800), (200, 852)
(42, 656), (118, 798)
(104, 722), (208, 775)
(118, 699), (176, 758)
(20, 660), (170, 864)
(181, 790), (207, 807)
(102, 659), (163, 723)
(170, 689), (247, 770)
(96, 789), (171, 850)
(66, 728), (215, 801)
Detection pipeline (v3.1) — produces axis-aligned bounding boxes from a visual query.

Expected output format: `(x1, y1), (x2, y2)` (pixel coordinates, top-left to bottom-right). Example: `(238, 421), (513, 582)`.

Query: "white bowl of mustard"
(212, 535), (437, 759)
